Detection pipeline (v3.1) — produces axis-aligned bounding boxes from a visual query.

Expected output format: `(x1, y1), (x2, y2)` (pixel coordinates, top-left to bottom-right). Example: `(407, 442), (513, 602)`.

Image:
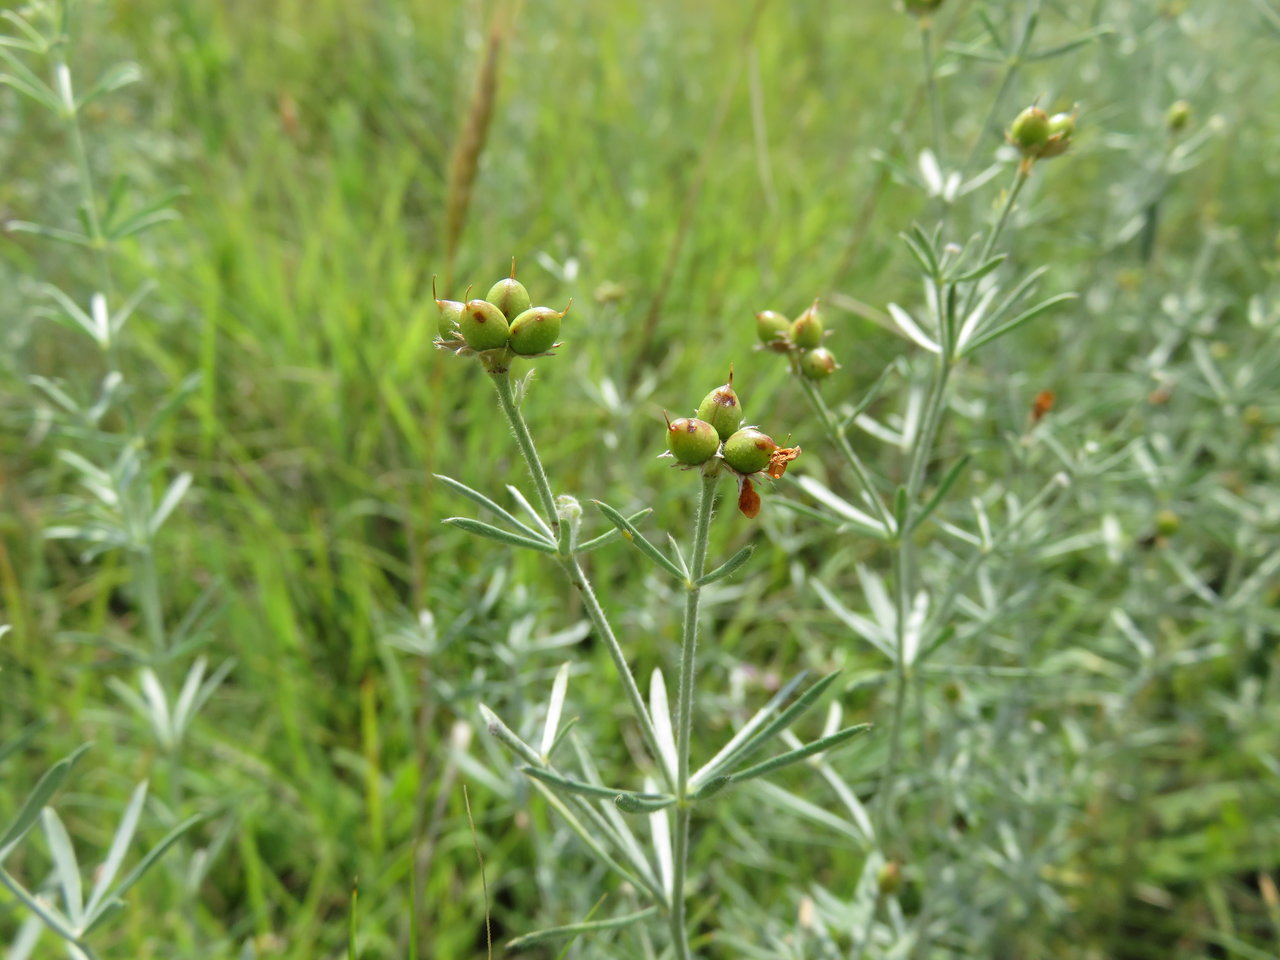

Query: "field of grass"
(2, 0), (1279, 957)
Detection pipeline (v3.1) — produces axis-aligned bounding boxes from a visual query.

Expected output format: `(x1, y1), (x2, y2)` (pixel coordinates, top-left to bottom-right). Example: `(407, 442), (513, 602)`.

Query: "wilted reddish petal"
(767, 445), (801, 479)
(737, 476), (761, 518)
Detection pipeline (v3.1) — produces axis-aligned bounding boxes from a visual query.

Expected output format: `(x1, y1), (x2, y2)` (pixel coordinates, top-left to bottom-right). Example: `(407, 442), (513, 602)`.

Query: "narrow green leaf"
(961, 292), (1077, 356)
(614, 793), (676, 814)
(696, 544), (754, 586)
(691, 776), (732, 800)
(506, 906), (659, 950)
(442, 516), (556, 553)
(540, 663), (570, 759)
(479, 704), (542, 766)
(5, 220), (93, 247)
(0, 743), (92, 860)
(911, 455), (971, 532)
(717, 672), (844, 773)
(590, 501), (685, 580)
(84, 781), (148, 921)
(0, 866), (77, 940)
(520, 767), (662, 805)
(41, 808), (83, 924)
(728, 724), (873, 783)
(107, 814), (201, 902)
(953, 253), (1006, 283)
(575, 508), (653, 553)
(76, 61), (141, 110)
(433, 473), (543, 540)
(691, 671), (810, 788)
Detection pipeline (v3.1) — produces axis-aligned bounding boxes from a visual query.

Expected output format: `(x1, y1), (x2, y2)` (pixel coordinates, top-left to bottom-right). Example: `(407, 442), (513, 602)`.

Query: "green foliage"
(1, 0), (1278, 958)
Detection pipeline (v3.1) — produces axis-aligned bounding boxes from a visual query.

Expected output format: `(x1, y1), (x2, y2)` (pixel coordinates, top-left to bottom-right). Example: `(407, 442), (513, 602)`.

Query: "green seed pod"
(696, 369), (743, 441)
(756, 310), (791, 348)
(508, 306), (563, 356)
(723, 427), (776, 475)
(800, 346), (839, 380)
(1039, 112), (1075, 158)
(791, 300), (824, 350)
(1166, 99), (1191, 133)
(1008, 106), (1050, 156)
(665, 416), (720, 466)
(1155, 508), (1180, 538)
(486, 276), (532, 320)
(436, 298), (464, 338)
(459, 299), (510, 351)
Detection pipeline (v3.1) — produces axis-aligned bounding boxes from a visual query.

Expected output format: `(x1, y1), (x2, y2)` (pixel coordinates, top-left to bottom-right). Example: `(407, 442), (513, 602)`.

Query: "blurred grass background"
(2, 0), (1279, 957)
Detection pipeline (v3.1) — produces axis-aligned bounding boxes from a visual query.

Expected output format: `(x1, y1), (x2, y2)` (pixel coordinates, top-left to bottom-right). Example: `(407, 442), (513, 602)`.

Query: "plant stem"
(489, 371), (669, 788)
(670, 470), (718, 960)
(491, 372), (560, 536)
(921, 20), (944, 169)
(795, 375), (893, 534)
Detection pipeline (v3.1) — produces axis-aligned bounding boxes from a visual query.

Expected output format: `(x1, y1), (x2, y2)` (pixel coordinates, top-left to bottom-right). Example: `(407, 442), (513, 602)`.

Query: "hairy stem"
(489, 371), (670, 788)
(671, 470), (719, 960)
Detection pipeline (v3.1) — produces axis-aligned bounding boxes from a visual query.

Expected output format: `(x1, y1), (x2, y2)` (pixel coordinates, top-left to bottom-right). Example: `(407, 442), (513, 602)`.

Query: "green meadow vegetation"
(2, 0), (1278, 957)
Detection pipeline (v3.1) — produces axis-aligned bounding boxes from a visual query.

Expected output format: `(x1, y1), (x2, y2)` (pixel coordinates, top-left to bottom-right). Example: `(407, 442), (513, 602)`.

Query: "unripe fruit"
(508, 306), (562, 356)
(436, 298), (464, 338)
(1039, 112), (1075, 158)
(723, 427), (776, 475)
(1155, 509), (1180, 538)
(1009, 106), (1050, 155)
(696, 370), (743, 441)
(459, 299), (510, 351)
(756, 310), (791, 348)
(665, 417), (720, 466)
(800, 346), (838, 380)
(486, 277), (532, 320)
(791, 300), (824, 349)
(1166, 99), (1191, 133)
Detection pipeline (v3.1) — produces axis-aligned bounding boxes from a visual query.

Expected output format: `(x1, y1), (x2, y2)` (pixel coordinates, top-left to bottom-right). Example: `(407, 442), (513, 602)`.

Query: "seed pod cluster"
(1008, 104), (1076, 162)
(434, 262), (569, 371)
(662, 371), (801, 518)
(752, 298), (841, 382)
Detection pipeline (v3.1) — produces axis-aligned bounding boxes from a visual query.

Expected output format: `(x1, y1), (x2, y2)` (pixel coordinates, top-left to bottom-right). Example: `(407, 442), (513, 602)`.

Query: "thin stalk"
(921, 20), (944, 169)
(670, 471), (719, 960)
(491, 372), (560, 536)
(489, 372), (669, 788)
(958, 164), (1030, 329)
(795, 375), (893, 533)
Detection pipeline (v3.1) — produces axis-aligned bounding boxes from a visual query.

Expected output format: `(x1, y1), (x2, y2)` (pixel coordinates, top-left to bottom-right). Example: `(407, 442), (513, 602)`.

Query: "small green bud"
(756, 310), (792, 349)
(1155, 509), (1180, 538)
(1166, 99), (1191, 133)
(508, 305), (563, 356)
(486, 277), (532, 320)
(436, 298), (464, 339)
(459, 299), (510, 351)
(877, 861), (903, 896)
(665, 416), (720, 466)
(791, 300), (824, 350)
(1008, 106), (1051, 156)
(723, 427), (776, 475)
(800, 347), (838, 380)
(696, 369), (743, 441)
